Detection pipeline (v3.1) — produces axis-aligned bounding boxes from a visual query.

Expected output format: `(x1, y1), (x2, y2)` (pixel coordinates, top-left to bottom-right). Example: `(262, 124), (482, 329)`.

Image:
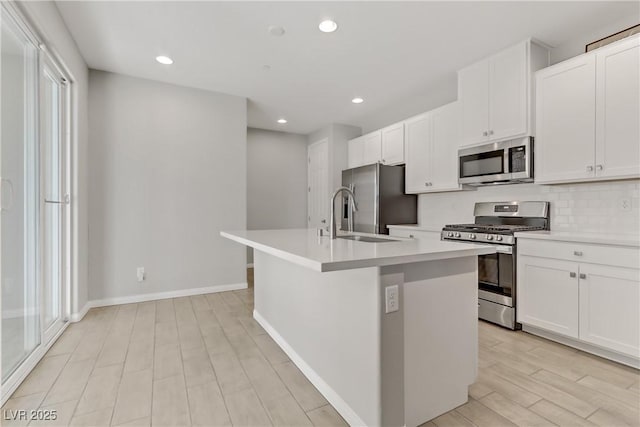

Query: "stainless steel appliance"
(441, 201), (550, 329)
(458, 136), (533, 185)
(341, 164), (417, 234)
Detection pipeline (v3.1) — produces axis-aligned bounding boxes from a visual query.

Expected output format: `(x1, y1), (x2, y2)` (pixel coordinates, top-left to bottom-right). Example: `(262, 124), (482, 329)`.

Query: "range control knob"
(496, 235), (503, 241)
(447, 232), (454, 237)
(469, 234), (476, 239)
(486, 235), (493, 241)
(454, 232), (461, 238)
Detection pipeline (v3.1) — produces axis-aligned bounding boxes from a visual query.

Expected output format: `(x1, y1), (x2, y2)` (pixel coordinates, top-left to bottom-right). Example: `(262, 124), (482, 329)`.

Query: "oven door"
(458, 142), (510, 184)
(477, 245), (514, 307)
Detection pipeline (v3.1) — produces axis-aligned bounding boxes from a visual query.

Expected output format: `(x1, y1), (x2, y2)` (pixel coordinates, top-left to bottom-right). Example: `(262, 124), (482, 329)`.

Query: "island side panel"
(381, 256), (478, 426)
(253, 250), (383, 427)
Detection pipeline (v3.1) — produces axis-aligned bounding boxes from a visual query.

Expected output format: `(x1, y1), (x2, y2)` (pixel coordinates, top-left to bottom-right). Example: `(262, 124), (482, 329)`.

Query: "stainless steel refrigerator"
(341, 164), (417, 235)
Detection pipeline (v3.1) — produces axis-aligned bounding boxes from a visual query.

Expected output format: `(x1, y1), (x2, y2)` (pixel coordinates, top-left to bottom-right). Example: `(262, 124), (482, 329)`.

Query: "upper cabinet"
(458, 40), (550, 147)
(536, 35), (640, 184)
(347, 130), (382, 168)
(405, 102), (464, 194)
(348, 123), (406, 168)
(380, 122), (404, 165)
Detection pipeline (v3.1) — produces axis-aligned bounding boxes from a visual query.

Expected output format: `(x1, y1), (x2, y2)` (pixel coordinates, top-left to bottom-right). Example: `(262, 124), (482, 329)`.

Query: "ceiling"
(55, 1), (638, 135)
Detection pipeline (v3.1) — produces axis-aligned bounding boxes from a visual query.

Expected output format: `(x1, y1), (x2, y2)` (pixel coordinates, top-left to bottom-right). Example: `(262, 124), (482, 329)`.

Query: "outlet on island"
(385, 285), (399, 313)
(137, 267), (145, 282)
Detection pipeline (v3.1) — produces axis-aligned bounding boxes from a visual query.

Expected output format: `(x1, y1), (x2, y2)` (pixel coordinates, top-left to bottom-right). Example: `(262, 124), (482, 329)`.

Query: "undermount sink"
(337, 235), (399, 243)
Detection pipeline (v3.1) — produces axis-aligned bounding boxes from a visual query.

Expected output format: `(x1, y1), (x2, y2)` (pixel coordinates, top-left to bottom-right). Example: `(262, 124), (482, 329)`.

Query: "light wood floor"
(2, 277), (639, 426)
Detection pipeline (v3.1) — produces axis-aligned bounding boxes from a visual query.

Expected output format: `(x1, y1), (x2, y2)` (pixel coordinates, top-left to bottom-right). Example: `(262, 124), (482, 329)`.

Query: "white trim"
(88, 282), (248, 309)
(522, 325), (640, 369)
(246, 263), (254, 268)
(69, 301), (91, 323)
(253, 310), (367, 427)
(1, 321), (68, 406)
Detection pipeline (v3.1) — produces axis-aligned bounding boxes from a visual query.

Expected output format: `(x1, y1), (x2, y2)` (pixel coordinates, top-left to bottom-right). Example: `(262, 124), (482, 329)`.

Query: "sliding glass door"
(1, 5), (40, 383)
(41, 55), (69, 344)
(1, 4), (71, 398)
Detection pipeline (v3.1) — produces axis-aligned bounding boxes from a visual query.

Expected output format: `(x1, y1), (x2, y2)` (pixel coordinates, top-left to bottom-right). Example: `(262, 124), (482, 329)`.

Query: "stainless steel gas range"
(441, 201), (550, 330)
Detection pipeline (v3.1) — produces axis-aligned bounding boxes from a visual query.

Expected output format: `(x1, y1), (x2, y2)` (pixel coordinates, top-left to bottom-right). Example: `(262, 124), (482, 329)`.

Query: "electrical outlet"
(385, 285), (399, 314)
(620, 198), (631, 212)
(136, 267), (145, 282)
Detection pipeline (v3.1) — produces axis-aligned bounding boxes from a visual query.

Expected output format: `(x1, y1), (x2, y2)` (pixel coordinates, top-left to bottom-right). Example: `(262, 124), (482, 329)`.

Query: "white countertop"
(387, 224), (444, 233)
(222, 229), (496, 272)
(515, 230), (640, 247)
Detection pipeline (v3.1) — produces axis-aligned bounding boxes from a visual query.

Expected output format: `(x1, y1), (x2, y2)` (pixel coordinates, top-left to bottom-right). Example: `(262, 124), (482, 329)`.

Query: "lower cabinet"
(518, 256), (579, 338)
(517, 239), (640, 360)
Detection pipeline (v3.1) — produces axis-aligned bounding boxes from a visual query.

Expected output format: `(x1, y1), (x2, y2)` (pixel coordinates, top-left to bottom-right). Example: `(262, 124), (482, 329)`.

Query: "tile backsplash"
(418, 179), (640, 235)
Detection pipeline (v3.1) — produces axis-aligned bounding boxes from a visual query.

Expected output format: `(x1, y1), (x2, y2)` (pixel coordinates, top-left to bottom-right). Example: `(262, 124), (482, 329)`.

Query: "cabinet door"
(579, 264), (640, 357)
(517, 256), (579, 338)
(381, 122), (404, 165)
(489, 42), (528, 141)
(404, 113), (431, 193)
(535, 55), (597, 183)
(430, 102), (461, 191)
(595, 36), (640, 180)
(458, 60), (490, 146)
(362, 131), (382, 165)
(347, 136), (364, 169)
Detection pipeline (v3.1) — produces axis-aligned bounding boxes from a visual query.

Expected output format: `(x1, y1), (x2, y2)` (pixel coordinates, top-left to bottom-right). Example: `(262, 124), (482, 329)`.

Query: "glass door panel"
(1, 7), (40, 383)
(41, 57), (67, 343)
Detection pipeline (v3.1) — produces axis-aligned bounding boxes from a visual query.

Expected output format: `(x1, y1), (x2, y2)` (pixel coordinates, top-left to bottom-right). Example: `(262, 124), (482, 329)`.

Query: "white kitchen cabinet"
(347, 131), (382, 168)
(595, 35), (640, 180)
(518, 255), (580, 338)
(347, 135), (364, 169)
(380, 122), (404, 165)
(458, 40), (549, 147)
(517, 237), (640, 362)
(404, 102), (464, 194)
(362, 131), (382, 166)
(536, 34), (640, 184)
(579, 263), (640, 357)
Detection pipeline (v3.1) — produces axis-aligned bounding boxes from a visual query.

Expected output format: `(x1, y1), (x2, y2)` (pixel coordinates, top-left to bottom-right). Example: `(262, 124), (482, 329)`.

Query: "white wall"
(19, 1), (90, 317)
(417, 180), (640, 235)
(247, 128), (308, 263)
(88, 70), (247, 301)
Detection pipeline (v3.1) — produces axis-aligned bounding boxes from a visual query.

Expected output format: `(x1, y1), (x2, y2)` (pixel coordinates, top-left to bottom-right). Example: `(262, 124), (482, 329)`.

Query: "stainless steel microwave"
(458, 137), (533, 185)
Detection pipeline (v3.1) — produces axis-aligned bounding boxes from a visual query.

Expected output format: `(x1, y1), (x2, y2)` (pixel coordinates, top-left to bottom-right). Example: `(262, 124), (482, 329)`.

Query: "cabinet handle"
(488, 130), (494, 136)
(574, 251), (583, 256)
(569, 272), (577, 278)
(425, 182), (429, 187)
(409, 234), (414, 238)
(321, 219), (326, 224)
(381, 159), (386, 163)
(596, 164), (603, 171)
(579, 273), (587, 279)
(482, 131), (488, 137)
(586, 165), (594, 172)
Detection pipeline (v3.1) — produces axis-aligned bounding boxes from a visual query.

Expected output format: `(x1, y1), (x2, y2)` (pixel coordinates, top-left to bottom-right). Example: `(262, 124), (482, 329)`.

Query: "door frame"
(39, 50), (71, 345)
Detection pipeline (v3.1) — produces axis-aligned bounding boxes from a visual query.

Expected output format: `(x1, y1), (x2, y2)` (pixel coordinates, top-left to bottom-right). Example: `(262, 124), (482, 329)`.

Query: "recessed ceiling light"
(277, 118), (288, 124)
(155, 55), (173, 65)
(268, 25), (286, 36)
(319, 20), (338, 33)
(351, 97), (364, 104)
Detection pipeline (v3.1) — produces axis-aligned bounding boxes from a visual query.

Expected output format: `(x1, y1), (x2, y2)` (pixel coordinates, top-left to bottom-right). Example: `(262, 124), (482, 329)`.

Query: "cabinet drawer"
(389, 228), (441, 240)
(518, 239), (640, 269)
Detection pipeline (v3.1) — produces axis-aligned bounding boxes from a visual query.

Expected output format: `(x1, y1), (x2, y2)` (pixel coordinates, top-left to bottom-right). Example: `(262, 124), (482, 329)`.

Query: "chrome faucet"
(330, 186), (357, 239)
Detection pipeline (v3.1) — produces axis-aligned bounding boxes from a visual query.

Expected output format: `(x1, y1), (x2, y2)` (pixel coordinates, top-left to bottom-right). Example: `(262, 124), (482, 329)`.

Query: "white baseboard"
(70, 301), (91, 323)
(253, 310), (366, 427)
(522, 325), (640, 369)
(70, 282), (248, 318)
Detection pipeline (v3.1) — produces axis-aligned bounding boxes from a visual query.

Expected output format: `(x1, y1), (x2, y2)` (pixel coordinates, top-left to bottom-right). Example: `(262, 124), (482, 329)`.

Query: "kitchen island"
(221, 229), (495, 427)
